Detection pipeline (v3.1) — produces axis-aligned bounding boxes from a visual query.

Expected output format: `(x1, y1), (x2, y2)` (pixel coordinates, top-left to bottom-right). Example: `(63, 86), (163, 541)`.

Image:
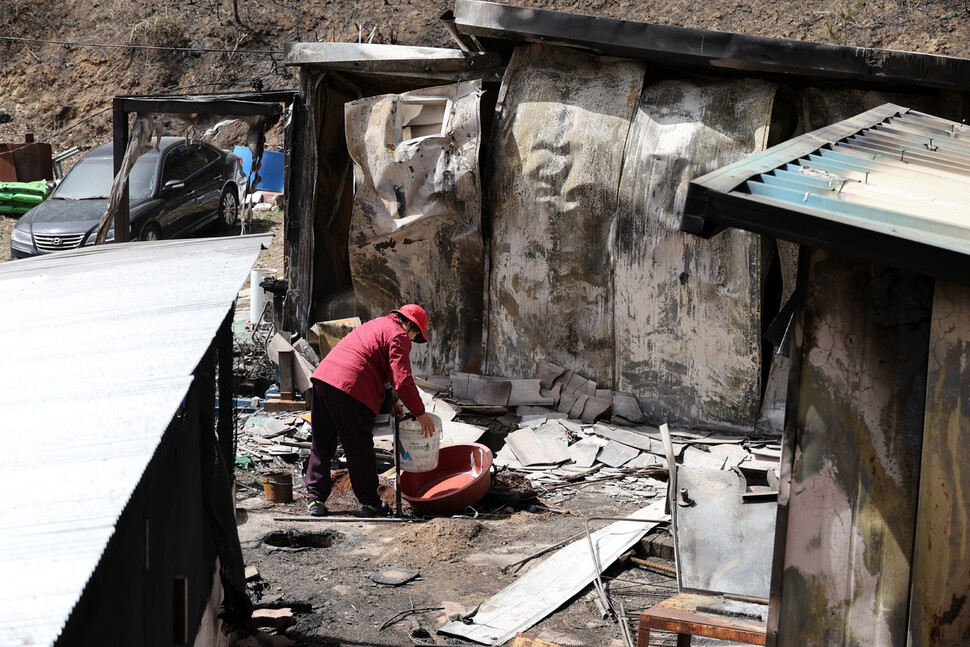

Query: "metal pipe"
(500, 531), (588, 574)
(630, 557), (676, 575)
(583, 515), (668, 623)
(659, 423), (684, 591)
(394, 415), (402, 517)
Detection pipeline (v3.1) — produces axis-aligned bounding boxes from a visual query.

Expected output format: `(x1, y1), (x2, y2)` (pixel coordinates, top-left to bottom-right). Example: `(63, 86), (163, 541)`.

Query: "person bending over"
(305, 304), (435, 517)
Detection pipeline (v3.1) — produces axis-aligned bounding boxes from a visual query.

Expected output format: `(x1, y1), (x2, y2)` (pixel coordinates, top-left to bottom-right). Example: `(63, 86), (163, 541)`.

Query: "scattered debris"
(369, 567), (421, 586)
(380, 605), (445, 631)
(251, 607), (295, 630)
(438, 500), (667, 645)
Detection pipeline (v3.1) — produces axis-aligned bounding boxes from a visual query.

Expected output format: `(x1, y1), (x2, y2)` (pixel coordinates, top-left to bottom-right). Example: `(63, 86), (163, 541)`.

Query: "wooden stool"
(637, 592), (767, 647)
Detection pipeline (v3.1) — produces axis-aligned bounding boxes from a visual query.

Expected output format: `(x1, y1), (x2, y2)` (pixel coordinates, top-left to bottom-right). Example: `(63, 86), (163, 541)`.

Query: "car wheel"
(140, 223), (161, 241)
(219, 187), (239, 229)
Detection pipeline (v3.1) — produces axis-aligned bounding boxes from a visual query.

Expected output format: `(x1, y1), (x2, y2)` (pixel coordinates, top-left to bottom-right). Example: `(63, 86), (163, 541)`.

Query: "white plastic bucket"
(250, 268), (276, 325)
(398, 413), (442, 473)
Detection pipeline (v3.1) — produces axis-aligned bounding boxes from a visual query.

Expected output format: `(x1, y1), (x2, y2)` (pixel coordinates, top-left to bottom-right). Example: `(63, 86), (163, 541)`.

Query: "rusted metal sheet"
(774, 250), (931, 647)
(345, 80), (484, 375)
(485, 44), (645, 382)
(908, 280), (970, 647)
(0, 140), (52, 182)
(613, 78), (775, 431)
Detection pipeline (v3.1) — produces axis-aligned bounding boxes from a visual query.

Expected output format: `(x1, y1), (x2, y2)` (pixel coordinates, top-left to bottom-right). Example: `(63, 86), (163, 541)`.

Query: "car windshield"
(53, 154), (157, 200)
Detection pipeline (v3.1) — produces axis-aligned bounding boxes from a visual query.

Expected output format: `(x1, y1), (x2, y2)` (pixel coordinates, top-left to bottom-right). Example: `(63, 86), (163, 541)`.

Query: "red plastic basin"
(400, 443), (493, 516)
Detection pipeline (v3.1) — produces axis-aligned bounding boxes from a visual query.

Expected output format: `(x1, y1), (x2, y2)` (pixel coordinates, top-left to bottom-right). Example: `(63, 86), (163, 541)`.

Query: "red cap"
(391, 304), (429, 343)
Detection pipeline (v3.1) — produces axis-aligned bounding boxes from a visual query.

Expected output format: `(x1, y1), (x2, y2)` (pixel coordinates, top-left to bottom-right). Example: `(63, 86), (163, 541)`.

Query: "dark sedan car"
(10, 137), (245, 259)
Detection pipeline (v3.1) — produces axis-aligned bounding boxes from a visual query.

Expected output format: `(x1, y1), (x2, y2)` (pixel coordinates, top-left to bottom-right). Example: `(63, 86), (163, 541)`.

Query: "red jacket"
(311, 314), (426, 417)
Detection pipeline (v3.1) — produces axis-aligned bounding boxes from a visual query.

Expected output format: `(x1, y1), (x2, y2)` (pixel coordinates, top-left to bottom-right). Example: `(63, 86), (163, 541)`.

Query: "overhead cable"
(0, 35), (282, 55)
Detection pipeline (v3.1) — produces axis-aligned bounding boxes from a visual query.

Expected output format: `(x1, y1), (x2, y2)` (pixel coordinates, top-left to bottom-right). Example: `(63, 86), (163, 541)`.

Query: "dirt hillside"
(2, 0), (970, 155)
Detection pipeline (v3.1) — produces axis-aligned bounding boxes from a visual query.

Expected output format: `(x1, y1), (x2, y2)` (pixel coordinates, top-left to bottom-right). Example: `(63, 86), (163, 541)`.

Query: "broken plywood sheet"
(537, 360), (566, 389)
(506, 428), (570, 466)
(476, 379), (512, 406)
(539, 382), (562, 406)
(682, 446), (728, 470)
(508, 379), (554, 407)
(516, 405), (560, 419)
(441, 421), (487, 445)
(626, 453), (664, 469)
(580, 395), (611, 424)
(450, 372), (491, 401)
(418, 388), (458, 422)
(567, 394), (589, 420)
(567, 441), (601, 468)
(557, 391), (578, 415)
(558, 419), (584, 434)
(438, 500), (667, 645)
(597, 441), (640, 468)
(588, 424), (673, 456)
(532, 423), (570, 448)
(494, 444), (524, 470)
(611, 391), (643, 423)
(708, 443), (749, 467)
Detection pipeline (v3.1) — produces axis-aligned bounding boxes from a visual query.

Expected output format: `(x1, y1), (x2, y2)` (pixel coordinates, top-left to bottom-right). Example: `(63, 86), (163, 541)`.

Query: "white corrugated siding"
(0, 235), (269, 647)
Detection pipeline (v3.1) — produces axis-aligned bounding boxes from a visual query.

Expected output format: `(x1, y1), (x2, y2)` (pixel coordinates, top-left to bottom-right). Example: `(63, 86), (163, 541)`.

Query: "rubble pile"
(231, 337), (782, 514)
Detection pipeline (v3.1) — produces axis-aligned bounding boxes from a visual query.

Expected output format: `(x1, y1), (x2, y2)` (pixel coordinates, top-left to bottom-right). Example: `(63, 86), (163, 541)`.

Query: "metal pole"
(394, 414), (402, 517)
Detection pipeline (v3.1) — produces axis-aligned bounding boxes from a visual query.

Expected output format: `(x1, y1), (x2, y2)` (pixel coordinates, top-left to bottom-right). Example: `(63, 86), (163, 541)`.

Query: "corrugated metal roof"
(0, 235), (270, 647)
(683, 104), (970, 285)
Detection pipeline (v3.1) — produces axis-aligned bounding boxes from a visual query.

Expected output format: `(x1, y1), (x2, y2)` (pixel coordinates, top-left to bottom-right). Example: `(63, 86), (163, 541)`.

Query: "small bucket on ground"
(262, 471), (293, 503)
(398, 413), (442, 473)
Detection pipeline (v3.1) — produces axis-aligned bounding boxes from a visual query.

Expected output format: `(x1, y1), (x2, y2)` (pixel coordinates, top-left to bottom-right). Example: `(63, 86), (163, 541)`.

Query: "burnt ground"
(229, 224), (682, 646)
(3, 0), (961, 643)
(234, 467), (680, 647)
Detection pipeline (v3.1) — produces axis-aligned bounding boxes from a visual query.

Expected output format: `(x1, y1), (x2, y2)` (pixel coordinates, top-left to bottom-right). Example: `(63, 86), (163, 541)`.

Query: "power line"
(0, 34), (282, 55)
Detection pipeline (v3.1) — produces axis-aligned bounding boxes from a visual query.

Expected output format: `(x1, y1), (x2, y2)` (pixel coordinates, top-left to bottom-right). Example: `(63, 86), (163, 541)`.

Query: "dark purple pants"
(305, 379), (380, 507)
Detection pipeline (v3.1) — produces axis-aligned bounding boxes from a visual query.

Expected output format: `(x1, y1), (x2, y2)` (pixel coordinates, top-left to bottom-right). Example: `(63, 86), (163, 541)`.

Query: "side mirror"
(163, 179), (185, 192)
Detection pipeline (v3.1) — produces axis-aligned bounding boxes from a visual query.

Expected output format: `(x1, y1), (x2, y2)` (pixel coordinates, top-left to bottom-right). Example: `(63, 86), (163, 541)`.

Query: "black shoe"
(307, 500), (328, 517)
(360, 500), (390, 517)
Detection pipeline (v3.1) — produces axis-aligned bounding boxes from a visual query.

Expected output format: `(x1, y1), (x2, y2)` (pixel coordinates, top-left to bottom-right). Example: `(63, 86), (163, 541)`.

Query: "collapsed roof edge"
(452, 0), (970, 92)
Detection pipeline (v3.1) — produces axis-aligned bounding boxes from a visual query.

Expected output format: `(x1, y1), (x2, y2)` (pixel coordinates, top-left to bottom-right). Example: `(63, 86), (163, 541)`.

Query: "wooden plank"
(263, 399), (309, 412)
(908, 280), (970, 645)
(641, 592), (767, 644)
(278, 349), (296, 400)
(509, 633), (562, 647)
(439, 501), (667, 645)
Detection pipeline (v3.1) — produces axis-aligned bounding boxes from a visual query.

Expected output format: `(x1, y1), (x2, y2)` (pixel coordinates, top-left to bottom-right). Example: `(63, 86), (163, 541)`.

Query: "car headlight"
(85, 230), (114, 244)
(11, 228), (31, 245)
